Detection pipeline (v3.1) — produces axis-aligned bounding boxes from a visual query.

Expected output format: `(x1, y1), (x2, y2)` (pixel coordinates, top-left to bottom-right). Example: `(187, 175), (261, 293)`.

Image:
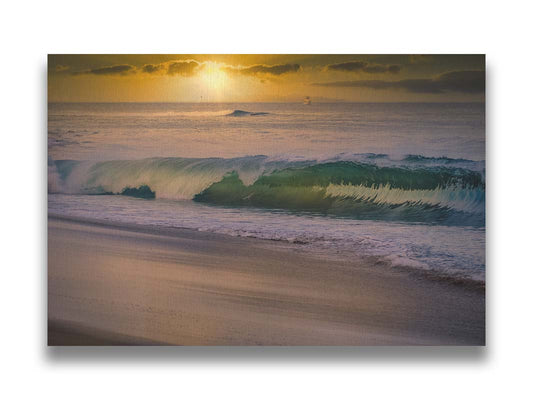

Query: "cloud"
(73, 64), (135, 76)
(409, 55), (434, 64)
(326, 61), (402, 74)
(312, 70), (485, 94)
(54, 64), (70, 72)
(222, 63), (301, 77)
(141, 63), (165, 74)
(141, 60), (202, 76)
(167, 60), (202, 76)
(72, 60), (203, 77)
(433, 70), (485, 93)
(68, 60), (300, 80)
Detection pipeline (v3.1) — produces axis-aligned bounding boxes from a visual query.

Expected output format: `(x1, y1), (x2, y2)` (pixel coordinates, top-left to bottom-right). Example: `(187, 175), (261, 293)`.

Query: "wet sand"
(48, 215), (485, 345)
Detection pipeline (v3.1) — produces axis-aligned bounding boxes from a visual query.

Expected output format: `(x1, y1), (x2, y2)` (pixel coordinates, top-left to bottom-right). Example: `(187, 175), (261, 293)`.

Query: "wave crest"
(49, 155), (485, 226)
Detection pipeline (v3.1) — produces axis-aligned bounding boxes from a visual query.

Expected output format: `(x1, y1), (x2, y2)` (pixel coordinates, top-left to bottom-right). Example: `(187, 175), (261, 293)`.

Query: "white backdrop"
(1, 1), (531, 399)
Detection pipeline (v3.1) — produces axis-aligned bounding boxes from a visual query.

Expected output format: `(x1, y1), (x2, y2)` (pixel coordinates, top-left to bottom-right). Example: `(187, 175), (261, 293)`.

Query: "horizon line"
(48, 100), (485, 104)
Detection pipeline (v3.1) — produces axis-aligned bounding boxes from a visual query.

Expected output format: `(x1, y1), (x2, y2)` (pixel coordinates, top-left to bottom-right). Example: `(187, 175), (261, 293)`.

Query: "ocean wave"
(50, 154), (485, 226)
(320, 153), (485, 173)
(224, 109), (270, 117)
(193, 170), (484, 226)
(52, 156), (302, 199)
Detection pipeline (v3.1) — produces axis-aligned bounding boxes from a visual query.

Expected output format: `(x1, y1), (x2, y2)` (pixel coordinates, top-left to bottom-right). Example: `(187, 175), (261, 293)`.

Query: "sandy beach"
(48, 215), (485, 345)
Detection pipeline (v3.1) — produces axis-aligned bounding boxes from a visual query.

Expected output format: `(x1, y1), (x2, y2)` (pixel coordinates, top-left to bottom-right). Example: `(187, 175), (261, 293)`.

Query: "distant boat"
(303, 96), (311, 105)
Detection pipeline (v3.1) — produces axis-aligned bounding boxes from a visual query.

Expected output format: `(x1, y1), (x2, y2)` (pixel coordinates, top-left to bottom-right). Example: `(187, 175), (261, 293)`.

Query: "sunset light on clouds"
(48, 54), (484, 102)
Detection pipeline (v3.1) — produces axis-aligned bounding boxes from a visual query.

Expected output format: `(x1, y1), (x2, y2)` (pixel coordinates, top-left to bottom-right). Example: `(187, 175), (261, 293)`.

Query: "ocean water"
(48, 102), (485, 283)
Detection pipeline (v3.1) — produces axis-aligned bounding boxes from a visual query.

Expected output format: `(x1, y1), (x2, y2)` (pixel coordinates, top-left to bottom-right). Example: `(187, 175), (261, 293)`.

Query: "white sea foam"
(48, 194), (486, 282)
(324, 183), (485, 214)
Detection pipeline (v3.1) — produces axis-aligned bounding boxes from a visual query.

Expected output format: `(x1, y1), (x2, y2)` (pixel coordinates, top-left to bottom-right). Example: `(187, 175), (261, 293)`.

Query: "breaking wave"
(49, 154), (485, 226)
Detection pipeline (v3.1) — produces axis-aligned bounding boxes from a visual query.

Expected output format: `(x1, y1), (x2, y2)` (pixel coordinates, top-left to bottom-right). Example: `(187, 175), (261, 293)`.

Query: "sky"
(48, 54), (485, 103)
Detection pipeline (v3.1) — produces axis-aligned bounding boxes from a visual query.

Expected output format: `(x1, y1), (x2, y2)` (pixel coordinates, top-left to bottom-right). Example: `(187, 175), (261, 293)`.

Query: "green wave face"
(193, 162), (485, 226)
(194, 172), (333, 210)
(252, 162), (484, 190)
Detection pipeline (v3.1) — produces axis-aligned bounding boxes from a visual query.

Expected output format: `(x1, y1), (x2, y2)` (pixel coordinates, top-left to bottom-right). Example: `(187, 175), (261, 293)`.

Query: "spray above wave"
(50, 155), (485, 226)
(51, 156), (307, 199)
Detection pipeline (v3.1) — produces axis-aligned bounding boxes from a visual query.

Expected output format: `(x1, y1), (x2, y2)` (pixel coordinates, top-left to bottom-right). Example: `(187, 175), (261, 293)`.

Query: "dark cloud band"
(313, 70), (485, 94)
(72, 60), (203, 77)
(141, 60), (202, 76)
(222, 63), (301, 76)
(141, 64), (165, 74)
(73, 64), (135, 76)
(327, 61), (402, 74)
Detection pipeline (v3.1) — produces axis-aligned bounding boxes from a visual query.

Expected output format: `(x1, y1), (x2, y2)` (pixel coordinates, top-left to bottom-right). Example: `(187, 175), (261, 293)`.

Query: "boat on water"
(303, 96), (311, 105)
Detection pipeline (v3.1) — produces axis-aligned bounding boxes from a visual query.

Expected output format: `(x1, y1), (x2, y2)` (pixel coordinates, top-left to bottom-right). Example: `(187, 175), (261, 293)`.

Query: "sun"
(199, 61), (228, 92)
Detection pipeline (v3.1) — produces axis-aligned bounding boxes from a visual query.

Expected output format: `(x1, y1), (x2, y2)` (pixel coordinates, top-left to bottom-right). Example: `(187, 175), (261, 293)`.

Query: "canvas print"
(48, 55), (485, 345)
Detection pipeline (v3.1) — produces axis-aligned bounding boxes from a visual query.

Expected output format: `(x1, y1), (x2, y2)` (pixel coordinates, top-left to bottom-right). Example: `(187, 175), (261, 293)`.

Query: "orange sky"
(48, 54), (485, 102)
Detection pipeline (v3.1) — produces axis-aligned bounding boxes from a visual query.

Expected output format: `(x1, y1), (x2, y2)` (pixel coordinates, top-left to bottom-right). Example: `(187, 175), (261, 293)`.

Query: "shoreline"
(48, 214), (485, 345)
(48, 212), (485, 291)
